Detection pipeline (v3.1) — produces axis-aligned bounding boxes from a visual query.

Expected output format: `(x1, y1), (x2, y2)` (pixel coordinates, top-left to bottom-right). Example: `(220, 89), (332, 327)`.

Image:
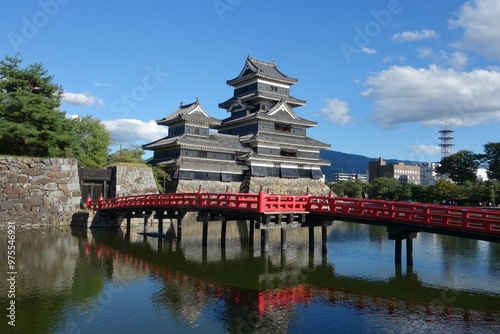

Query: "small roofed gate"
(78, 168), (113, 201)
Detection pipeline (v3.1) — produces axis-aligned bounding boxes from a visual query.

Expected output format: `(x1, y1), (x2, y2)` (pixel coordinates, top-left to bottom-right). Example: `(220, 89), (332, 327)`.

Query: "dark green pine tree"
(0, 54), (74, 157)
(436, 150), (480, 185)
(483, 142), (500, 181)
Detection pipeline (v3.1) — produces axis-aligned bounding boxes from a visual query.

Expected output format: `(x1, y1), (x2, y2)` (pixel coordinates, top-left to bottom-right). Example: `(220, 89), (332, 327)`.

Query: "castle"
(143, 55), (331, 194)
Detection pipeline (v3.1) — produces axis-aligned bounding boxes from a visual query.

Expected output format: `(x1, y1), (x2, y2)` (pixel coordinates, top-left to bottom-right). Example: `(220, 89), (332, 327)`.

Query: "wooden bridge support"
(202, 219), (209, 248)
(125, 216), (131, 236)
(281, 227), (287, 250)
(321, 225), (328, 255)
(309, 224), (315, 253)
(177, 218), (182, 242)
(388, 225), (418, 265)
(261, 228), (269, 252)
(249, 221), (255, 248)
(157, 211), (164, 236)
(221, 219), (227, 249)
(142, 211), (152, 234)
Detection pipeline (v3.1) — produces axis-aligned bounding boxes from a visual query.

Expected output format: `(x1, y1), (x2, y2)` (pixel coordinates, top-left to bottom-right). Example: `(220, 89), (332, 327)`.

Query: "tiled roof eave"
(255, 116), (316, 127)
(227, 73), (297, 86)
(243, 156), (331, 166)
(157, 117), (220, 126)
(180, 142), (251, 153)
(241, 138), (330, 149)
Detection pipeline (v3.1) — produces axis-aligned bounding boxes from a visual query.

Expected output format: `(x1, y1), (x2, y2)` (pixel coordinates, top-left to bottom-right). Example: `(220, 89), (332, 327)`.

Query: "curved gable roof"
(227, 55), (298, 86)
(157, 98), (221, 126)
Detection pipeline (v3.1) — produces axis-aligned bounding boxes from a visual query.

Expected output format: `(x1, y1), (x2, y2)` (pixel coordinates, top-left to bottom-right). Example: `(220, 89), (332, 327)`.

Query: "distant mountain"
(320, 150), (421, 181)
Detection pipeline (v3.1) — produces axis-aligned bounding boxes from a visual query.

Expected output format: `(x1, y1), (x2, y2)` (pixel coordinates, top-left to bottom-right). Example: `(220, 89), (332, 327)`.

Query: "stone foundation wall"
(110, 165), (159, 197)
(245, 176), (331, 195)
(174, 179), (245, 193)
(0, 156), (82, 227)
(168, 176), (330, 195)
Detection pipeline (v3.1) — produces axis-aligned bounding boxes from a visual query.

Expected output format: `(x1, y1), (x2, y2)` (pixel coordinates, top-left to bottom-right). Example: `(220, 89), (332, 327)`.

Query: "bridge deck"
(87, 190), (500, 242)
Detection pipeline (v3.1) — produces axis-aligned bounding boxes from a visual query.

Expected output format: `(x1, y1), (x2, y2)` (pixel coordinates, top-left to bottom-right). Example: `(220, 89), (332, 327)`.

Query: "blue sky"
(2, 0), (499, 162)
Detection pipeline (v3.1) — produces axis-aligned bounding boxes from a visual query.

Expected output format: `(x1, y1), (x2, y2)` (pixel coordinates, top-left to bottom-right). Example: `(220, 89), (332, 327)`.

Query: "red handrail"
(86, 192), (500, 236)
(307, 196), (500, 235)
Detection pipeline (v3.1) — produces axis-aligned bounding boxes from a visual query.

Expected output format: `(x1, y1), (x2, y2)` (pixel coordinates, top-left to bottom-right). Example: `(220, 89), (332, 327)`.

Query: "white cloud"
(449, 0), (500, 60)
(102, 119), (169, 145)
(362, 65), (500, 128)
(449, 51), (469, 70)
(94, 82), (112, 87)
(361, 47), (377, 54)
(418, 47), (469, 70)
(320, 99), (355, 125)
(62, 91), (105, 108)
(382, 54), (406, 64)
(417, 46), (437, 59)
(392, 29), (439, 42)
(408, 144), (441, 157)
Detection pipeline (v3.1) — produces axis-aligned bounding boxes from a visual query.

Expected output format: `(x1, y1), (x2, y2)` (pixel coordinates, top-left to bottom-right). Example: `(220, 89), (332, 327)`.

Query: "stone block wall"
(170, 176), (330, 195)
(244, 176), (331, 195)
(0, 156), (82, 227)
(173, 179), (244, 193)
(109, 165), (159, 197)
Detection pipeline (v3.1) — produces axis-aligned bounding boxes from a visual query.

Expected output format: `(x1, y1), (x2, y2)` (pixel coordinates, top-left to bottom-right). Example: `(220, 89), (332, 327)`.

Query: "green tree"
(436, 150), (480, 185)
(108, 145), (145, 164)
(393, 182), (412, 201)
(409, 184), (428, 203)
(0, 54), (74, 157)
(71, 115), (111, 168)
(329, 179), (364, 198)
(368, 177), (401, 200)
(483, 142), (500, 180)
(427, 180), (461, 204)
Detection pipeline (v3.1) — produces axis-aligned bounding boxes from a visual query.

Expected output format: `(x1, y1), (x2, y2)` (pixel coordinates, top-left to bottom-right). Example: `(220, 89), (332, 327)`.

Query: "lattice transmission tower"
(438, 123), (454, 159)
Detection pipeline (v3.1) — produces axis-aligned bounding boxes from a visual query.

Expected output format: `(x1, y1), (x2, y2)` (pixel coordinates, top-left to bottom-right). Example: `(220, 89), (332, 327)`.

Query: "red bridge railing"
(308, 196), (500, 236)
(86, 191), (500, 237)
(86, 190), (309, 214)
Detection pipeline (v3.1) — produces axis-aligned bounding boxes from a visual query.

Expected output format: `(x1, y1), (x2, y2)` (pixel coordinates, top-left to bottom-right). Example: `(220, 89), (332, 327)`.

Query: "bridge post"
(388, 225), (418, 266)
(406, 235), (414, 266)
(281, 227), (287, 250)
(202, 219), (208, 248)
(143, 211), (152, 234)
(261, 228), (269, 252)
(177, 217), (182, 242)
(221, 219), (227, 249)
(308, 223), (315, 253)
(157, 211), (164, 236)
(126, 216), (131, 236)
(394, 238), (402, 265)
(321, 225), (328, 255)
(249, 220), (255, 248)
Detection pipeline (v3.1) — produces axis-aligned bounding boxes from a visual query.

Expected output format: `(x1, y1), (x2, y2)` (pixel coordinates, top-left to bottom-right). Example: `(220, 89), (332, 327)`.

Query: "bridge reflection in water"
(73, 214), (500, 332)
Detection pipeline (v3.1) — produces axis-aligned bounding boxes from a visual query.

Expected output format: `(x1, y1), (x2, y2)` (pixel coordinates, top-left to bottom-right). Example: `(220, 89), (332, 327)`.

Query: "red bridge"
(86, 189), (500, 263)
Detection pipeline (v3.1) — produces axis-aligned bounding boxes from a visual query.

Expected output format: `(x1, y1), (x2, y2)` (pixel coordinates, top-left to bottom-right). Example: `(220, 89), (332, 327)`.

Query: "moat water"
(1, 217), (499, 334)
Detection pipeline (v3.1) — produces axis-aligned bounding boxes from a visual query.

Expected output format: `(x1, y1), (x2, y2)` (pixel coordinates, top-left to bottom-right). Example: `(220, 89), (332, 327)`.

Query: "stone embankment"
(0, 156), (82, 227)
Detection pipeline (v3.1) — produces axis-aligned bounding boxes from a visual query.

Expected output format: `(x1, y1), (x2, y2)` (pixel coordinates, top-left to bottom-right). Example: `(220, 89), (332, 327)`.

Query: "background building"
(332, 172), (368, 183)
(368, 157), (421, 184)
(419, 162), (439, 186)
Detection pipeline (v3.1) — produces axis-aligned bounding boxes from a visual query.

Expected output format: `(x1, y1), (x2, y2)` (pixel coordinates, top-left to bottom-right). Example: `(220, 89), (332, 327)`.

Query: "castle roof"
(227, 55), (298, 86)
(157, 99), (221, 126)
(216, 100), (317, 129)
(219, 91), (306, 110)
(143, 133), (251, 153)
(239, 132), (330, 149)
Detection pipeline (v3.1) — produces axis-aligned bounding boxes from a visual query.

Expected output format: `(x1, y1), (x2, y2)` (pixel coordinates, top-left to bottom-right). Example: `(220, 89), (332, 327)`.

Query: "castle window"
(280, 149), (297, 158)
(275, 124), (291, 133)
